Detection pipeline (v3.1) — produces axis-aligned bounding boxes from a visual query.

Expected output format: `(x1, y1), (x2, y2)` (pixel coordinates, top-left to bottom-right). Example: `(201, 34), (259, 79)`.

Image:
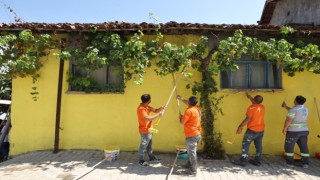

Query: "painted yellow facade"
(9, 35), (320, 158)
(217, 71), (320, 155)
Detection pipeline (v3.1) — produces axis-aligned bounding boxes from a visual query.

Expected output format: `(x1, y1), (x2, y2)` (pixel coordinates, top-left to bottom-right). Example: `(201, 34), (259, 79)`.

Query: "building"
(1, 20), (320, 157)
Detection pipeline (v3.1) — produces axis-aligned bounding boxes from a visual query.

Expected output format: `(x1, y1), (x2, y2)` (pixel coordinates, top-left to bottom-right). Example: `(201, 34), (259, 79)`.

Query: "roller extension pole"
(172, 73), (181, 114)
(314, 97), (320, 123)
(73, 158), (106, 180)
(155, 71), (184, 125)
(314, 97), (320, 138)
(166, 150), (180, 180)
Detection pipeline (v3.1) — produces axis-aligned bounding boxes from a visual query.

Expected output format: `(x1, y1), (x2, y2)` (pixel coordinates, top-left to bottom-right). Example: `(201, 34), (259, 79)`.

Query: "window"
(70, 64), (124, 93)
(220, 61), (282, 89)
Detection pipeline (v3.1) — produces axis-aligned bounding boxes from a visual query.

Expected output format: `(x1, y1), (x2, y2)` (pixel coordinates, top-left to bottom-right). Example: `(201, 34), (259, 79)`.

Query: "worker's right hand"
(176, 95), (182, 100)
(282, 127), (287, 135)
(246, 92), (252, 99)
(282, 101), (286, 108)
(236, 127), (243, 134)
(158, 111), (164, 117)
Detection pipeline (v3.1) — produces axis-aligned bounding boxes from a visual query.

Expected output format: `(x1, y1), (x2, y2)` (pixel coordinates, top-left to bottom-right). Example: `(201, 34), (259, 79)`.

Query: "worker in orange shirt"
(137, 94), (164, 167)
(231, 93), (265, 167)
(177, 95), (202, 176)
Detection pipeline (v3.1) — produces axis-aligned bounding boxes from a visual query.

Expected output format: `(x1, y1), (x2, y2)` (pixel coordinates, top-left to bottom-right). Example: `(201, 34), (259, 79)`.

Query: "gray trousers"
(241, 129), (264, 161)
(138, 133), (156, 161)
(186, 134), (201, 171)
(285, 131), (309, 165)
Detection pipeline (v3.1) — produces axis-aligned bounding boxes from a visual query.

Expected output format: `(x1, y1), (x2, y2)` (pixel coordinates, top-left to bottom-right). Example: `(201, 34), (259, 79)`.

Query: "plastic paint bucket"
(104, 146), (120, 162)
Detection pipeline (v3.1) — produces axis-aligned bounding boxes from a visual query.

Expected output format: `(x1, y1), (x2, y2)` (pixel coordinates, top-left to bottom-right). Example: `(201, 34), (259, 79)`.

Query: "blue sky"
(0, 0), (266, 24)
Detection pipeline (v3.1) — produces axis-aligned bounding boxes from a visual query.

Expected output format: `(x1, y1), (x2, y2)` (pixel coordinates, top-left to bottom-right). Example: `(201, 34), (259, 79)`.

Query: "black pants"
(284, 131), (309, 165)
(0, 142), (9, 161)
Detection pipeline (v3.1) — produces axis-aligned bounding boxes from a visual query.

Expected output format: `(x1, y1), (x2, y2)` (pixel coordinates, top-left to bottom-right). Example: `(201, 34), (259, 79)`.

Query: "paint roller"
(154, 72), (184, 126)
(148, 71), (184, 133)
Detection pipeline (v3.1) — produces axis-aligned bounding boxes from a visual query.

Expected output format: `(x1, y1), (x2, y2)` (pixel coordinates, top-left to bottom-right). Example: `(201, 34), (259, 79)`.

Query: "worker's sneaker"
(182, 161), (191, 169)
(302, 164), (309, 169)
(149, 157), (161, 163)
(139, 160), (149, 167)
(286, 163), (294, 168)
(183, 168), (197, 176)
(249, 159), (261, 166)
(231, 158), (247, 166)
(0, 156), (7, 162)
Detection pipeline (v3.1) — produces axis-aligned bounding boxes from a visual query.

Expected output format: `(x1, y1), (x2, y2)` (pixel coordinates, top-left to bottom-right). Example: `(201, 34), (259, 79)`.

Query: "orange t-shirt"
(137, 103), (153, 134)
(182, 106), (202, 137)
(246, 104), (265, 132)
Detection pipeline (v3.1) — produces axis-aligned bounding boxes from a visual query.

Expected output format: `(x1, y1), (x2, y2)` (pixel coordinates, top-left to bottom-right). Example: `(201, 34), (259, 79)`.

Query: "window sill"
(220, 88), (283, 93)
(66, 91), (124, 95)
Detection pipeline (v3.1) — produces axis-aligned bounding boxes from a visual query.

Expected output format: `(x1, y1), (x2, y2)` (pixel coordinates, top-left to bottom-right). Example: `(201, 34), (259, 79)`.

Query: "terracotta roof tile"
(0, 21), (320, 34)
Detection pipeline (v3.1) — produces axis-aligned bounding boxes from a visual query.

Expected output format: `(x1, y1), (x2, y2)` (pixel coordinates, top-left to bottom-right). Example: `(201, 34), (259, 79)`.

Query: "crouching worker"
(137, 94), (164, 167)
(177, 95), (202, 175)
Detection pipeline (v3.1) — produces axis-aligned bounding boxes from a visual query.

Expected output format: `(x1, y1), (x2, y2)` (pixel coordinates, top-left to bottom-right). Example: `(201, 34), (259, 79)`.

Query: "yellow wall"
(217, 72), (320, 156)
(9, 34), (320, 157)
(11, 51), (60, 153)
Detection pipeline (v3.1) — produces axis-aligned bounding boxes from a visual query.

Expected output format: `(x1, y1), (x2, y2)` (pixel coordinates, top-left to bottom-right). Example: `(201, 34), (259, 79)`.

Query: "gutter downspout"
(53, 40), (65, 153)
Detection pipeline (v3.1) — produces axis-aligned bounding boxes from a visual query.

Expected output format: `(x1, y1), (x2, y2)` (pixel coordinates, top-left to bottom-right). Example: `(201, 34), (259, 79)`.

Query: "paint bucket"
(104, 146), (120, 162)
(176, 145), (188, 159)
(178, 149), (188, 159)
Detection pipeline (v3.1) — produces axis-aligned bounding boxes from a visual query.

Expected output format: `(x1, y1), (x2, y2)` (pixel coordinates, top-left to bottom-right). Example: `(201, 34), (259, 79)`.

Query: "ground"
(0, 150), (320, 180)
